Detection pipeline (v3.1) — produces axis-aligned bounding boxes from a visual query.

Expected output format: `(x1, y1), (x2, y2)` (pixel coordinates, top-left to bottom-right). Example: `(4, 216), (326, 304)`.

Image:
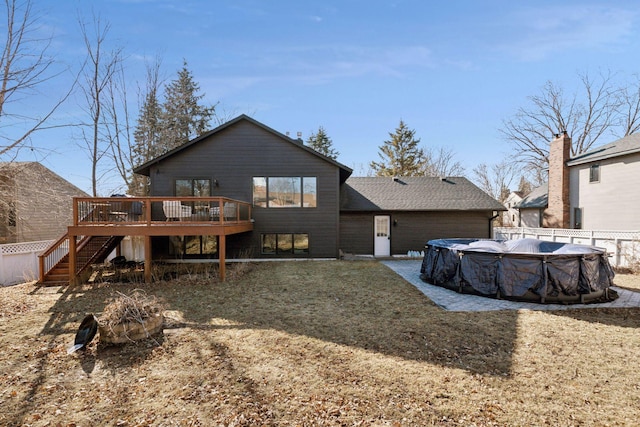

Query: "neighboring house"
(567, 133), (640, 230)
(502, 191), (523, 227)
(133, 115), (505, 260)
(514, 184), (547, 228)
(0, 162), (88, 243)
(515, 132), (640, 230)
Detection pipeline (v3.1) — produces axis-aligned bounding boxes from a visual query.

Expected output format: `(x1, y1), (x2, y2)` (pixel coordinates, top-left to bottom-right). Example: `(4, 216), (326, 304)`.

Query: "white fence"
(0, 240), (53, 286)
(493, 227), (639, 268)
(0, 237), (141, 287)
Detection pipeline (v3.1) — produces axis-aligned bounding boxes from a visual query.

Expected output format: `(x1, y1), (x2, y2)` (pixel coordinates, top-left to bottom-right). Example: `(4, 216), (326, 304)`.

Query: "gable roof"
(567, 133), (640, 166)
(133, 114), (353, 182)
(514, 183), (548, 209)
(0, 162), (88, 196)
(341, 176), (506, 211)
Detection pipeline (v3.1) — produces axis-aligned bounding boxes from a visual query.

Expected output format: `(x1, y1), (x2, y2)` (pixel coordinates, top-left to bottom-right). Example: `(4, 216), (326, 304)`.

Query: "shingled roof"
(567, 133), (640, 166)
(514, 183), (548, 209)
(341, 176), (505, 211)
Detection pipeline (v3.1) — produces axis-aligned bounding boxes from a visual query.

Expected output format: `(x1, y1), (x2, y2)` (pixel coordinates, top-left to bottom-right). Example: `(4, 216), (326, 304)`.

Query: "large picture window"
(253, 177), (316, 208)
(261, 233), (309, 255)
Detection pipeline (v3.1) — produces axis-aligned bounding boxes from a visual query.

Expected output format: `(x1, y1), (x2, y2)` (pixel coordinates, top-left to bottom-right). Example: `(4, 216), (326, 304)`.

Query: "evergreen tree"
(370, 120), (425, 177)
(129, 60), (163, 195)
(129, 86), (161, 194)
(160, 60), (215, 150)
(306, 126), (339, 160)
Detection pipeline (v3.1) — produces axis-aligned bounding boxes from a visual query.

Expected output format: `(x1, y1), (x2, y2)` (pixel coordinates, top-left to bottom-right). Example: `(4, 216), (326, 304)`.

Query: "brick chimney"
(545, 131), (571, 228)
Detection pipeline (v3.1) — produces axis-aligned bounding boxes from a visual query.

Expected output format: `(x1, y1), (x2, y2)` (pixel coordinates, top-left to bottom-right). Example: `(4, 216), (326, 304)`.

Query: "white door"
(374, 215), (391, 257)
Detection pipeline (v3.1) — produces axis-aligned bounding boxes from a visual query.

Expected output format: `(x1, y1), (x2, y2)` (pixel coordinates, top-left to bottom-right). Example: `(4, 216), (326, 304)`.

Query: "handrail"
(72, 196), (252, 225)
(39, 196), (254, 283)
(38, 232), (69, 282)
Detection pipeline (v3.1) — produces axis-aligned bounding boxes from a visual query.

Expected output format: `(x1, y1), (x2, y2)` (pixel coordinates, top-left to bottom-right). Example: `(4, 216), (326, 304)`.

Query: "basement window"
(261, 233), (309, 255)
(589, 164), (600, 183)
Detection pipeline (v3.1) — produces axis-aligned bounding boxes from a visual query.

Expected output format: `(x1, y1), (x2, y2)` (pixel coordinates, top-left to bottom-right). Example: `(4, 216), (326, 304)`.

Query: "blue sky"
(11, 0), (640, 194)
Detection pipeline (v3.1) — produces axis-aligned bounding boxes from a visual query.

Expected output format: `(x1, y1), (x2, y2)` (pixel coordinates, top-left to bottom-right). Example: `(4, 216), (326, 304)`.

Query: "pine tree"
(306, 126), (339, 160)
(370, 120), (425, 177)
(129, 60), (163, 195)
(160, 60), (216, 150)
(129, 87), (162, 194)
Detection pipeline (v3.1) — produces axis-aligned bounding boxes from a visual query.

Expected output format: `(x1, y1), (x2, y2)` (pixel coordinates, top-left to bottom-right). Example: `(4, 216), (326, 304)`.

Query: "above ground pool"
(420, 238), (617, 304)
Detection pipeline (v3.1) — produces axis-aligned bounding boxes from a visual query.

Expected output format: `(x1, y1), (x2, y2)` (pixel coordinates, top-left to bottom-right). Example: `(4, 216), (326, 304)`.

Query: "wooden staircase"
(39, 235), (124, 286)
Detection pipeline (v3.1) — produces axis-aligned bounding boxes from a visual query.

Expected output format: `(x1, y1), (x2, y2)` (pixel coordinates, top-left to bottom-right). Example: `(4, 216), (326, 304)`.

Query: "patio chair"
(162, 200), (192, 221)
(223, 202), (236, 220)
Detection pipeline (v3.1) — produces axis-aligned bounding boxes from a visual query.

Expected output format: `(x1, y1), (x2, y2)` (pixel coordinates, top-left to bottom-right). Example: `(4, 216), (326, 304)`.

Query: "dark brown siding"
(339, 211), (493, 255)
(339, 213), (373, 255)
(149, 120), (341, 258)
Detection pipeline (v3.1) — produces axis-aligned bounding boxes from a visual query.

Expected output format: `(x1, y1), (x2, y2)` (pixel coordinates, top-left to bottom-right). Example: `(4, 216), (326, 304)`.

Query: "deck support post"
(69, 235), (77, 285)
(219, 235), (226, 281)
(144, 235), (152, 283)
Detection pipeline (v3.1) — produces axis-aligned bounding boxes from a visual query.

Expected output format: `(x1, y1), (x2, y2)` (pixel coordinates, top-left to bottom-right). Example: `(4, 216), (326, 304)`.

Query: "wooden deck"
(40, 196), (254, 284)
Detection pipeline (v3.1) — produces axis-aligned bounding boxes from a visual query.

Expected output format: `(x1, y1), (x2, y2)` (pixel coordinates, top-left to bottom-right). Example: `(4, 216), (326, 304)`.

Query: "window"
(7, 202), (15, 227)
(573, 207), (582, 229)
(169, 235), (218, 256)
(261, 233), (309, 255)
(176, 179), (211, 197)
(253, 177), (317, 208)
(172, 179), (214, 256)
(589, 164), (600, 183)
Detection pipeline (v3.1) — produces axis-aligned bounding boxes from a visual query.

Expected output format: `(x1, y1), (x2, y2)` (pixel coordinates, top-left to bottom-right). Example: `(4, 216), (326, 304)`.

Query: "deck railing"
(73, 196), (252, 226)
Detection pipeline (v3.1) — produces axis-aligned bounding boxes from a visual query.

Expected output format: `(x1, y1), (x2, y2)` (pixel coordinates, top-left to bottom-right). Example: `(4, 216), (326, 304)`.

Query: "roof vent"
(392, 176), (399, 182)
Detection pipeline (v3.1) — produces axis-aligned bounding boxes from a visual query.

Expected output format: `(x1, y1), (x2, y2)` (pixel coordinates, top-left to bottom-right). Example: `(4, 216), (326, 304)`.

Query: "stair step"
(39, 280), (69, 286)
(45, 274), (69, 281)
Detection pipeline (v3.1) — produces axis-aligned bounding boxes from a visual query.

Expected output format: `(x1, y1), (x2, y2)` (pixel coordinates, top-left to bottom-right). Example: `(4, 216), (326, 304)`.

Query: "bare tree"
(104, 60), (133, 193)
(472, 161), (520, 202)
(501, 72), (619, 181)
(617, 75), (640, 137)
(0, 0), (72, 162)
(422, 146), (465, 177)
(77, 13), (123, 196)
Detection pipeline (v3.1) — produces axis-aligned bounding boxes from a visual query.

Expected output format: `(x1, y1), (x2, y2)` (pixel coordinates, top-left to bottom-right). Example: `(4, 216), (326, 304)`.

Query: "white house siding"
(502, 192), (522, 227)
(570, 152), (640, 230)
(519, 209), (541, 228)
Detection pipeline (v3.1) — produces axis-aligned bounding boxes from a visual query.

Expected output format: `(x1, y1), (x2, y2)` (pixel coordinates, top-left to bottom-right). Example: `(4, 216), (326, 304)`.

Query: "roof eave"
(133, 114), (353, 180)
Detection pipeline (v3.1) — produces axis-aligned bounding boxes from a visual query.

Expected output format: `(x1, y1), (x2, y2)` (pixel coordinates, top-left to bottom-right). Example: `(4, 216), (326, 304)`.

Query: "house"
(567, 133), (640, 230)
(513, 184), (547, 228)
(39, 115), (505, 284)
(502, 191), (523, 227)
(0, 162), (88, 243)
(133, 115), (504, 260)
(340, 176), (505, 256)
(515, 132), (640, 230)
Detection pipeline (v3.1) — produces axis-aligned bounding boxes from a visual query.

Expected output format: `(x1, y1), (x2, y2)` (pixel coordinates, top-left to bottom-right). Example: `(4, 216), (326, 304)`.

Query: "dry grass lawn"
(1, 260), (639, 426)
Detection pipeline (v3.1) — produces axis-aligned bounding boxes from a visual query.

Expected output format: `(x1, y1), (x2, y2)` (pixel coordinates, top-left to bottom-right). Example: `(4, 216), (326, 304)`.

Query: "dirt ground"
(1, 261), (639, 426)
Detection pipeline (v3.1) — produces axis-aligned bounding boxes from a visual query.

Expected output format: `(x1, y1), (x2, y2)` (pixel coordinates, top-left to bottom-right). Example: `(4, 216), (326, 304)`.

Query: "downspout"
(489, 211), (500, 238)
